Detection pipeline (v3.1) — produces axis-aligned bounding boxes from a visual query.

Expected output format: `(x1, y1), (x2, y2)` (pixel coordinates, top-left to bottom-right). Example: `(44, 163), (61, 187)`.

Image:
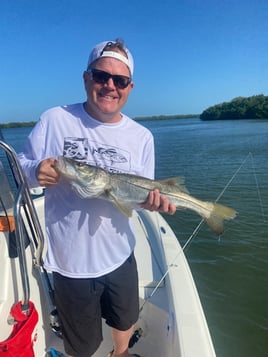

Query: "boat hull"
(0, 197), (216, 357)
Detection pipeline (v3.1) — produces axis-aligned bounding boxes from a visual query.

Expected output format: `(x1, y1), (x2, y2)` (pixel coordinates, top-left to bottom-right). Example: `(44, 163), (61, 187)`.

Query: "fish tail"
(205, 203), (237, 235)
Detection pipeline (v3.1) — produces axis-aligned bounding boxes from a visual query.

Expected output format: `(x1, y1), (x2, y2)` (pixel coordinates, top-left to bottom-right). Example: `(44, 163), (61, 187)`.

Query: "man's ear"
(83, 71), (89, 83)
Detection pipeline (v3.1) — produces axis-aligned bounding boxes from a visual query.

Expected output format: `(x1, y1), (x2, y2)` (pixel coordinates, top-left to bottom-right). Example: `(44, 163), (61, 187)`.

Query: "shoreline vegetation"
(0, 121), (37, 129)
(200, 94), (268, 120)
(0, 95), (267, 128)
(0, 115), (199, 128)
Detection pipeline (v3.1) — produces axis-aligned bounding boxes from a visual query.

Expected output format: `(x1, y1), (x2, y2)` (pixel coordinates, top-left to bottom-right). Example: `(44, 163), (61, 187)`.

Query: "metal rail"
(0, 139), (45, 311)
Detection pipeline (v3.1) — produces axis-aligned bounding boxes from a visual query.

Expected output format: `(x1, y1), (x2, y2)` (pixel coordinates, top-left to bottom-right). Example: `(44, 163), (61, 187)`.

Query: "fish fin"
(113, 200), (134, 217)
(205, 203), (237, 235)
(108, 192), (134, 217)
(158, 177), (189, 193)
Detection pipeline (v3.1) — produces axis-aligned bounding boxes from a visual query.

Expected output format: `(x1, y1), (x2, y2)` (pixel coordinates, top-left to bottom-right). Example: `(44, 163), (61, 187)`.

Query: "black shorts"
(53, 253), (139, 357)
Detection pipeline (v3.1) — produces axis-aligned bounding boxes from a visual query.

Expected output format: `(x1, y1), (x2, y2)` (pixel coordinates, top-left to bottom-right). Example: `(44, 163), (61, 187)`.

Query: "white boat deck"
(0, 196), (216, 357)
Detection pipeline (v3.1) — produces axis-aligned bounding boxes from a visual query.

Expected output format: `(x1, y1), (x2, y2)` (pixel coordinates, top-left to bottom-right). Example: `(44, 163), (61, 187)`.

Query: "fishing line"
(249, 152), (266, 222)
(215, 151), (266, 222)
(140, 151), (258, 309)
(182, 219), (204, 251)
(215, 152), (252, 202)
(138, 213), (203, 313)
(183, 151), (262, 249)
(115, 151), (265, 349)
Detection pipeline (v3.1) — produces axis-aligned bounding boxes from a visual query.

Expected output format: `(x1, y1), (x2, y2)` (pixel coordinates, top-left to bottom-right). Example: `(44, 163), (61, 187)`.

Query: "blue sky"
(1, 0), (267, 123)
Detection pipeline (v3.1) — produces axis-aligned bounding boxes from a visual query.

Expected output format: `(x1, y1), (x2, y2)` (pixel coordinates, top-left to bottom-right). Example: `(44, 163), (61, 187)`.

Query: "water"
(142, 118), (268, 357)
(1, 119), (268, 356)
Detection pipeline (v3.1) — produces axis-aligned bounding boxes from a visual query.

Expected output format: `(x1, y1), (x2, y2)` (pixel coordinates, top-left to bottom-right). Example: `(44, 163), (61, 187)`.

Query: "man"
(19, 39), (176, 357)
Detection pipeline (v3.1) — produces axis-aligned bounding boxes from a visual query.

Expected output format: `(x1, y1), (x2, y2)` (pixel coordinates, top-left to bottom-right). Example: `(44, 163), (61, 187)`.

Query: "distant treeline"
(200, 94), (268, 120)
(0, 121), (36, 129)
(134, 114), (199, 121)
(0, 115), (199, 128)
(2, 95), (267, 127)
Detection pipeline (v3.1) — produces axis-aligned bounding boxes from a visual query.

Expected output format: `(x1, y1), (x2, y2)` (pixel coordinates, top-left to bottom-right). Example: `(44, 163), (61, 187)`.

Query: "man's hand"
(140, 189), (176, 215)
(36, 158), (60, 187)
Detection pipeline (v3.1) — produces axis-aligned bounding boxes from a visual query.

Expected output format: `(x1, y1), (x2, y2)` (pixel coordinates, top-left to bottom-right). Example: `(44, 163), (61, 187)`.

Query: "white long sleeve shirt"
(18, 103), (155, 278)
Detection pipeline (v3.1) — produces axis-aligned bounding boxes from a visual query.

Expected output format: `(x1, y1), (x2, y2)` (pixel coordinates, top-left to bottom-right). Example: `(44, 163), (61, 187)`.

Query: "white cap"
(87, 41), (134, 76)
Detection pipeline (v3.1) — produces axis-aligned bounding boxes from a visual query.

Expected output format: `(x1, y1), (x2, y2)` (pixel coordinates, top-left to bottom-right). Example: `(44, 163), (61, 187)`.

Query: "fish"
(54, 156), (237, 235)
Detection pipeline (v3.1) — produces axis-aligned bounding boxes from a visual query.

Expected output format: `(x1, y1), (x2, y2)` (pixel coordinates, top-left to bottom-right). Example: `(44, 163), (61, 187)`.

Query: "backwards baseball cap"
(87, 40), (134, 77)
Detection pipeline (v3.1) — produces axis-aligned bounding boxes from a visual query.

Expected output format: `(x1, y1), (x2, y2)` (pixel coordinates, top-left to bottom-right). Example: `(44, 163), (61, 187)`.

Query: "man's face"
(83, 57), (134, 123)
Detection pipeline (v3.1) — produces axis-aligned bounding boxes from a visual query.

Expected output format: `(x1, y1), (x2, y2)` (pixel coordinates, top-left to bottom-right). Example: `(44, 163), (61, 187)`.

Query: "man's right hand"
(36, 158), (60, 187)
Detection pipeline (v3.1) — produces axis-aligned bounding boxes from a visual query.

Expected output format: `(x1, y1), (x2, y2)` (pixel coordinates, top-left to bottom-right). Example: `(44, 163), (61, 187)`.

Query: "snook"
(54, 156), (237, 235)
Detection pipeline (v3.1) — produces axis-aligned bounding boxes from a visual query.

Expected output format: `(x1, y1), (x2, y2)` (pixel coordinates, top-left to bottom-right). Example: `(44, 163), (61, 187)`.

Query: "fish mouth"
(54, 156), (70, 176)
(56, 156), (66, 170)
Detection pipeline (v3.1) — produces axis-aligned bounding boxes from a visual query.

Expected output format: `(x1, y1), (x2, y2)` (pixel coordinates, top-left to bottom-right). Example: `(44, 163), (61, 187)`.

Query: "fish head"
(54, 156), (109, 198)
(55, 156), (97, 181)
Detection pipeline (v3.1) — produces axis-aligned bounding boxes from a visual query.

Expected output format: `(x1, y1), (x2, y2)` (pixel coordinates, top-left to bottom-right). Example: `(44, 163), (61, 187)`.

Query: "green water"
(143, 118), (268, 357)
(2, 118), (268, 356)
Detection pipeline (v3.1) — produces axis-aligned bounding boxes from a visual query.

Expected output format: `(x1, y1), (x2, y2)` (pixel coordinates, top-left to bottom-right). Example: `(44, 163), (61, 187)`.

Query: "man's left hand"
(140, 189), (176, 215)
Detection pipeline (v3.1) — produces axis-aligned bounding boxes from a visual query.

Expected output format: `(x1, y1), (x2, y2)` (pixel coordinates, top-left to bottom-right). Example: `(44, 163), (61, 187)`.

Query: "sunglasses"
(88, 69), (131, 89)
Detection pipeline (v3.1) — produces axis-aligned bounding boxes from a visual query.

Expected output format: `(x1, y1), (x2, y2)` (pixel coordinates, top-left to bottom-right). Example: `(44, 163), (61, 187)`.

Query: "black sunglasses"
(88, 69), (131, 89)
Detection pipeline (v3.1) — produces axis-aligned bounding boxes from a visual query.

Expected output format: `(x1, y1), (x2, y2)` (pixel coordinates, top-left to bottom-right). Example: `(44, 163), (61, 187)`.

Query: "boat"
(0, 139), (216, 357)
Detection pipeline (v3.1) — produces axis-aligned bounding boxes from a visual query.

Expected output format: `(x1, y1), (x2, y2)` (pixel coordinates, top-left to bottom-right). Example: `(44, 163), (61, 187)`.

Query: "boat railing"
(0, 139), (45, 311)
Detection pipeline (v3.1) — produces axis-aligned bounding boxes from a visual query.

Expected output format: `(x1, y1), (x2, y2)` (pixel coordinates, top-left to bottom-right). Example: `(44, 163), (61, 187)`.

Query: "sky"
(1, 0), (268, 123)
